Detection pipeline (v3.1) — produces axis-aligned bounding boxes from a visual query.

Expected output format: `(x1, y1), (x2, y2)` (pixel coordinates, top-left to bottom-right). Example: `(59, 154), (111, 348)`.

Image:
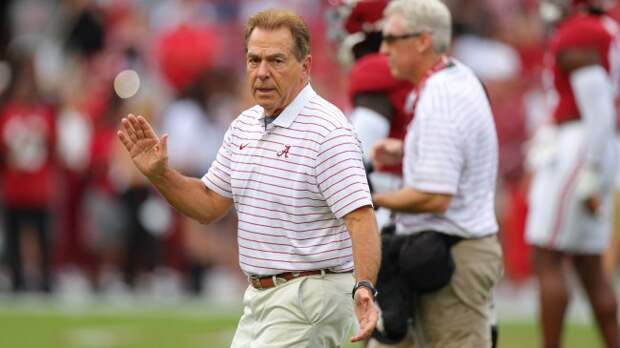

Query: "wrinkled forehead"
(247, 27), (296, 57)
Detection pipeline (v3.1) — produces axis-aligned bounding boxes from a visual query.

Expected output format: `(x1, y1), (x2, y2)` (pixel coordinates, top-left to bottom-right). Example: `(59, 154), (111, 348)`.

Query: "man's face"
(380, 14), (420, 81)
(246, 27), (311, 116)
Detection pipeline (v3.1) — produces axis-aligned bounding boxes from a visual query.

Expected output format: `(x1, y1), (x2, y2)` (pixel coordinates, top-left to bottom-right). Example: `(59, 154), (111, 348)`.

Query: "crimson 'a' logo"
(277, 145), (291, 158)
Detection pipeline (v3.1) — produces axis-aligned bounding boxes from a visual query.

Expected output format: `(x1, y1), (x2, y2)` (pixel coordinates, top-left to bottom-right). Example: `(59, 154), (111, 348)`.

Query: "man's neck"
(411, 53), (444, 85)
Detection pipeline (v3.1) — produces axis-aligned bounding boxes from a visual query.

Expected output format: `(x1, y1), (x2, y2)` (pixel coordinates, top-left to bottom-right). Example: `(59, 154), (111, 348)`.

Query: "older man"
(117, 9), (380, 348)
(369, 0), (503, 347)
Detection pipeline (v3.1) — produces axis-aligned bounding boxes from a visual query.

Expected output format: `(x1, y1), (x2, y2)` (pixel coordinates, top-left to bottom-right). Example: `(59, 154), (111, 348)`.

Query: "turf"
(0, 307), (602, 348)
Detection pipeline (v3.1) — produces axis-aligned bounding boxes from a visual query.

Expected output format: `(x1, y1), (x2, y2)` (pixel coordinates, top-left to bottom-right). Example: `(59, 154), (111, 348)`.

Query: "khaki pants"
(369, 234), (503, 348)
(231, 272), (355, 348)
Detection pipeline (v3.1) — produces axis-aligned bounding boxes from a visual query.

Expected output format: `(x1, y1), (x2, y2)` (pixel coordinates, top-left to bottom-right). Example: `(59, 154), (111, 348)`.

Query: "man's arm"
(148, 168), (233, 224)
(373, 187), (452, 214)
(118, 114), (233, 224)
(343, 205), (380, 284)
(343, 205), (380, 342)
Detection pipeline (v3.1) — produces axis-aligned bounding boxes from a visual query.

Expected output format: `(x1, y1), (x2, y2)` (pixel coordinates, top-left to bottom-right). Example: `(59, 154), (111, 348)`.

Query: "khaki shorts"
(231, 272), (355, 348)
(368, 234), (503, 348)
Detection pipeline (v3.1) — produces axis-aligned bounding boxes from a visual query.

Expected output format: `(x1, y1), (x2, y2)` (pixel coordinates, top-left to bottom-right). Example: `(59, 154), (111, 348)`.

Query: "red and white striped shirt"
(202, 84), (372, 276)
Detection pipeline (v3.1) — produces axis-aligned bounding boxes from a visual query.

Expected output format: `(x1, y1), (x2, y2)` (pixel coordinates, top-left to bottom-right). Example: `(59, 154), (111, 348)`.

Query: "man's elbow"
(195, 210), (222, 225)
(429, 195), (452, 214)
(197, 216), (214, 225)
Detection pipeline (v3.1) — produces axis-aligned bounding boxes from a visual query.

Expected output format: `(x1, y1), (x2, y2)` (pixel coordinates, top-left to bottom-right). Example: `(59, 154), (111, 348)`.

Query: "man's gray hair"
(385, 0), (452, 53)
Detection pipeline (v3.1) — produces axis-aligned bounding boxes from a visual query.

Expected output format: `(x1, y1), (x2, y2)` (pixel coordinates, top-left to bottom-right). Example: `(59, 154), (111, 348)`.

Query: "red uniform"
(348, 53), (414, 174)
(546, 12), (620, 124)
(0, 102), (56, 207)
(527, 10), (620, 252)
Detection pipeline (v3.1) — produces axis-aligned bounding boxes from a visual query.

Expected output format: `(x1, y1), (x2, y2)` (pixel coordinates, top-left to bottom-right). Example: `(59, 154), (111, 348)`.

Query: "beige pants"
(368, 234), (503, 348)
(230, 272), (355, 348)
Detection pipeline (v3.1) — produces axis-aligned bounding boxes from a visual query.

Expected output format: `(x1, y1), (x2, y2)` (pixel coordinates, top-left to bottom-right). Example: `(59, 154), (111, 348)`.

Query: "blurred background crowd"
(0, 0), (619, 301)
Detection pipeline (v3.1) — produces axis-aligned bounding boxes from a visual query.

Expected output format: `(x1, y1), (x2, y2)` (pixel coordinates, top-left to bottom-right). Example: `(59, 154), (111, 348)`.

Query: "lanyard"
(410, 56), (451, 115)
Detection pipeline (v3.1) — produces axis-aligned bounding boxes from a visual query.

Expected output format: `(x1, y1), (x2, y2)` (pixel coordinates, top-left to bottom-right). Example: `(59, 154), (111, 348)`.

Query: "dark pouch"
(399, 230), (462, 294)
(372, 233), (412, 344)
(372, 230), (462, 344)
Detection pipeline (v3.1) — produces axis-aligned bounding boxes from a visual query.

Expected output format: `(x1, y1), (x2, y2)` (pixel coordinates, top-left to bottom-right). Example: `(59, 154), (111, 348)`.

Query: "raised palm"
(117, 114), (168, 178)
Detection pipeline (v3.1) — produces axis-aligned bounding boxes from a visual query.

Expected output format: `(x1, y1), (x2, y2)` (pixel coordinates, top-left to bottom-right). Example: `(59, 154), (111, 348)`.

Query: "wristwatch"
(352, 280), (378, 300)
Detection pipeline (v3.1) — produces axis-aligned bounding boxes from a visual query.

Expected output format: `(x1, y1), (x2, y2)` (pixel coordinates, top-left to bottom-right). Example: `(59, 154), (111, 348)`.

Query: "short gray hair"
(385, 0), (452, 53)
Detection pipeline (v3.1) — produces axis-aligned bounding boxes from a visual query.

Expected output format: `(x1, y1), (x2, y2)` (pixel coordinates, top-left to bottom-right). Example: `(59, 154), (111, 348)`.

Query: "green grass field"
(0, 303), (603, 348)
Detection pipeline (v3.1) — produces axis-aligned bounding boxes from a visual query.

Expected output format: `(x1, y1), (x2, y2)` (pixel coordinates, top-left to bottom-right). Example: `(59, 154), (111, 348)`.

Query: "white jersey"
(396, 60), (499, 238)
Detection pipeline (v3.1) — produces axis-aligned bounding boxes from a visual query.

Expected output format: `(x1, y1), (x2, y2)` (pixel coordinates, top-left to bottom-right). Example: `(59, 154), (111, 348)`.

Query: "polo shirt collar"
(258, 84), (315, 128)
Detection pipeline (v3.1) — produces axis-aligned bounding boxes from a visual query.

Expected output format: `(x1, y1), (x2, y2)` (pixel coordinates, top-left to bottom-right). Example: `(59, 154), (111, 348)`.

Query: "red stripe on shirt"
(238, 218), (344, 233)
(238, 227), (347, 241)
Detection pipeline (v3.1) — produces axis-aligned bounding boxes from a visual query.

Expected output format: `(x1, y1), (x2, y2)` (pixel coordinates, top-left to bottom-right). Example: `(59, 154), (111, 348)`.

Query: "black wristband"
(352, 280), (378, 300)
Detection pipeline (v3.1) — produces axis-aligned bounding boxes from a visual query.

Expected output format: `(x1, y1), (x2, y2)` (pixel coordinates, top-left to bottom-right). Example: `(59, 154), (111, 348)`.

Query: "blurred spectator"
(156, 24), (217, 94)
(0, 0), (12, 58)
(0, 49), (57, 293)
(64, 1), (105, 58)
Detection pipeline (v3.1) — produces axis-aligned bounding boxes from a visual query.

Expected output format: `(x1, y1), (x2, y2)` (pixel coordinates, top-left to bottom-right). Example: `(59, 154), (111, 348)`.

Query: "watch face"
(353, 280), (378, 299)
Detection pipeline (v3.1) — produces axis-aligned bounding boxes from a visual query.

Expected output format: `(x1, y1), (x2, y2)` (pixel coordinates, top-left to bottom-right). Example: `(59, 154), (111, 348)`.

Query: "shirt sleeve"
(201, 124), (234, 198)
(316, 127), (373, 219)
(407, 97), (464, 194)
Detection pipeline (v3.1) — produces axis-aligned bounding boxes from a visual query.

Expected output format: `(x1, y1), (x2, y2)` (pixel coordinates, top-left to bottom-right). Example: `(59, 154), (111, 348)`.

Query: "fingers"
(369, 141), (385, 161)
(121, 115), (139, 143)
(385, 138), (404, 154)
(118, 113), (159, 152)
(123, 114), (157, 140)
(350, 308), (378, 341)
(160, 133), (168, 156)
(370, 143), (385, 170)
(128, 114), (146, 139)
(137, 115), (159, 139)
(117, 130), (133, 152)
(350, 294), (379, 342)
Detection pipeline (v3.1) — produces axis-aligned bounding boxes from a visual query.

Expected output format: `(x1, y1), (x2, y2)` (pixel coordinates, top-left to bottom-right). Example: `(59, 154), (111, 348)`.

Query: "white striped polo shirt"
(202, 84), (372, 275)
(397, 59), (499, 238)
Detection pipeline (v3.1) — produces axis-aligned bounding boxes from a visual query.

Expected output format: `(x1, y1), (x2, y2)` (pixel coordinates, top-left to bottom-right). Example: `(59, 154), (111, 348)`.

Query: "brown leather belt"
(249, 270), (333, 289)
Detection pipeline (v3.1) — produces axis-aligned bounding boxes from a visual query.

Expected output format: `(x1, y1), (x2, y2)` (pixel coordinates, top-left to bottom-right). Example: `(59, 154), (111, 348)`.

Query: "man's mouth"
(256, 86), (276, 92)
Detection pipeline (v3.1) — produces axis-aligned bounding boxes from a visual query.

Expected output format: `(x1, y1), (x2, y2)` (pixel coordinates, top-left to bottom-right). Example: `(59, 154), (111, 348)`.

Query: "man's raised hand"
(117, 114), (169, 178)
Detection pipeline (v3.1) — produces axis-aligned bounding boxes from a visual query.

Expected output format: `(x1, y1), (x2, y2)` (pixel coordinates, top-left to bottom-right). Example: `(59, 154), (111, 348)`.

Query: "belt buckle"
(249, 275), (263, 289)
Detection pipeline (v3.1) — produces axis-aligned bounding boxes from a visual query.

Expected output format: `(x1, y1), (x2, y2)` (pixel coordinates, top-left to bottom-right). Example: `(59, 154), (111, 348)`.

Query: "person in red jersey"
(0, 50), (57, 293)
(328, 1), (415, 343)
(329, 0), (414, 214)
(525, 0), (620, 347)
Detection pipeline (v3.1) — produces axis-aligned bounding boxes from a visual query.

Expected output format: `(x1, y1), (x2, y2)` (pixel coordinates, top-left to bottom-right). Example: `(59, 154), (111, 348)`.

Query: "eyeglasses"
(382, 31), (425, 44)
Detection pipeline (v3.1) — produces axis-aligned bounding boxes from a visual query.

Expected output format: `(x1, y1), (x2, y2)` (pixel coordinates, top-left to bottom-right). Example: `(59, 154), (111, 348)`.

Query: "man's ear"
(417, 32), (433, 53)
(302, 54), (312, 78)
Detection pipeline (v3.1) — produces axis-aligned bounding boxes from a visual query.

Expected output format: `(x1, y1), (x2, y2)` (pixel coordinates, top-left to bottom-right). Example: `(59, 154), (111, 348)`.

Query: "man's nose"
(257, 61), (270, 80)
